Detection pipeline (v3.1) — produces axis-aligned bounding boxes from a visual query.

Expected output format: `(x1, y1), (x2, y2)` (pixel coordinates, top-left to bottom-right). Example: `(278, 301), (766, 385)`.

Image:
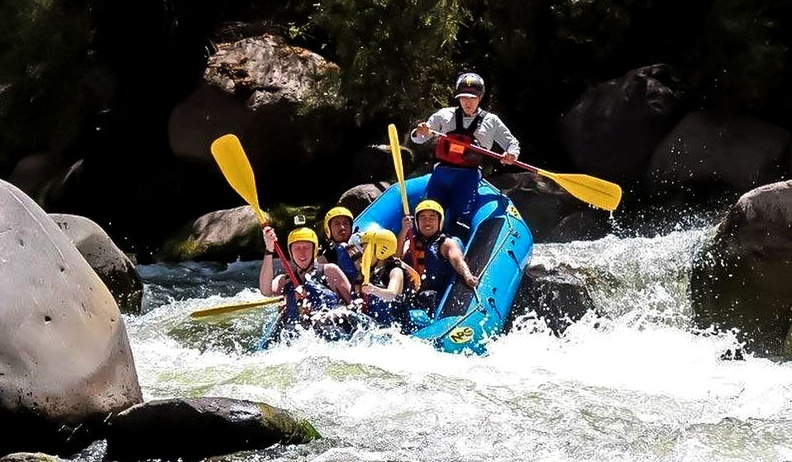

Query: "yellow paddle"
(356, 241), (375, 314)
(209, 134), (301, 287)
(388, 124), (410, 215)
(210, 134), (269, 224)
(360, 242), (374, 285)
(190, 296), (284, 319)
(388, 123), (419, 264)
(430, 130), (623, 212)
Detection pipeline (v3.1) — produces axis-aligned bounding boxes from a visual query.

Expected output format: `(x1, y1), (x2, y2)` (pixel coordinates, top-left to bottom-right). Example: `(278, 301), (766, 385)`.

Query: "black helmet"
(455, 72), (485, 98)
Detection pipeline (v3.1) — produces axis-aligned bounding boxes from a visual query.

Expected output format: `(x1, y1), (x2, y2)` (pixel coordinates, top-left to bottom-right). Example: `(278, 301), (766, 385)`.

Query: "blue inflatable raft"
(256, 172), (534, 355)
(353, 172), (534, 355)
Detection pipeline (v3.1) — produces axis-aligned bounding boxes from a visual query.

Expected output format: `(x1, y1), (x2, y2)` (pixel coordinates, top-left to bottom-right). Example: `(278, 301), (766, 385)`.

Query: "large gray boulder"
(156, 204), (323, 263)
(691, 180), (792, 356)
(0, 454), (65, 462)
(558, 64), (687, 184)
(337, 182), (391, 216)
(49, 214), (143, 314)
(508, 264), (598, 336)
(0, 180), (143, 456)
(156, 205), (263, 262)
(648, 110), (792, 203)
(168, 32), (353, 200)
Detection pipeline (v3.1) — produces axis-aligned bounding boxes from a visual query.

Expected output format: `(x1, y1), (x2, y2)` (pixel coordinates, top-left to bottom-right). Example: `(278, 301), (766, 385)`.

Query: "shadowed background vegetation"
(1, 0), (790, 258)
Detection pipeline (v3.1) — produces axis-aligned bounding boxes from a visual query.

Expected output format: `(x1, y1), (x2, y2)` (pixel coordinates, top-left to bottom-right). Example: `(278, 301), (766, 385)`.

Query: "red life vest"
(434, 108), (487, 168)
(407, 238), (427, 276)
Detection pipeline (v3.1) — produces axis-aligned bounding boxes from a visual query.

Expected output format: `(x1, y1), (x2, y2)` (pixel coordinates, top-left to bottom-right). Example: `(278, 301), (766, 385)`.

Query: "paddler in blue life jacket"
(410, 72), (520, 238)
(398, 200), (478, 313)
(358, 228), (420, 331)
(317, 206), (362, 286)
(259, 226), (353, 327)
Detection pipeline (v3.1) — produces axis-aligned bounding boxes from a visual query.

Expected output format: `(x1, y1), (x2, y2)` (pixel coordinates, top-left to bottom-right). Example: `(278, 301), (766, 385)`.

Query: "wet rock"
(50, 214), (143, 314)
(0, 453), (66, 462)
(156, 205), (263, 262)
(508, 264), (598, 336)
(558, 63), (686, 184)
(648, 110), (791, 203)
(0, 180), (142, 456)
(691, 180), (792, 356)
(105, 397), (321, 461)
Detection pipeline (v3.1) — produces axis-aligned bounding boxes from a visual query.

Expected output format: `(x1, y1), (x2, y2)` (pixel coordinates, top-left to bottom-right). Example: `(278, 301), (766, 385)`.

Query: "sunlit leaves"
(305, 0), (463, 127)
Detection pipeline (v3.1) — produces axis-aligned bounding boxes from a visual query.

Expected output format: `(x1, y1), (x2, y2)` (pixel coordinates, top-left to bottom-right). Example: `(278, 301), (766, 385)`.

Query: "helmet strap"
(295, 259), (314, 276)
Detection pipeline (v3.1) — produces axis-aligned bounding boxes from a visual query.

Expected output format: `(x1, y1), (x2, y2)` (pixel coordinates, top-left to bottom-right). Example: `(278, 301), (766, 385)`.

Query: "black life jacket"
(434, 107), (487, 168)
(365, 258), (420, 327)
(283, 263), (343, 325)
(369, 258), (421, 293)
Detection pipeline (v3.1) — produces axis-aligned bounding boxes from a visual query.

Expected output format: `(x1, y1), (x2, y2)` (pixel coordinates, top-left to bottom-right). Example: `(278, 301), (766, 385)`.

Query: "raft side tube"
(412, 210), (533, 354)
(348, 173), (534, 355)
(354, 174), (430, 234)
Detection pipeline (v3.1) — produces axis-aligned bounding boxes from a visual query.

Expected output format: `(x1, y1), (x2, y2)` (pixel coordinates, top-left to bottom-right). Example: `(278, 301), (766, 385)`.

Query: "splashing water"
(126, 227), (792, 462)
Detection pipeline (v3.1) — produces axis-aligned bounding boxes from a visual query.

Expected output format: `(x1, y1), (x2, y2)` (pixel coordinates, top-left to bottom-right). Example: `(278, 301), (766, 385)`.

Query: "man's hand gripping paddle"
(210, 134), (300, 286)
(429, 130), (623, 212)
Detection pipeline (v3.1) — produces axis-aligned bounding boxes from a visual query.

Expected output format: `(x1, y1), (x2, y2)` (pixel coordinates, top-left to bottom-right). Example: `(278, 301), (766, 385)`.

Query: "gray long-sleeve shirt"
(410, 107), (520, 157)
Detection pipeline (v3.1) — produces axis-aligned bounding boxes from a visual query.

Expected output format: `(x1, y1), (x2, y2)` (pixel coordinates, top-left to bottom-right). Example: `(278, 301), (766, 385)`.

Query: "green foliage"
(690, 0), (791, 111)
(551, 0), (634, 67)
(268, 203), (321, 233)
(271, 0), (792, 159)
(3, 0), (792, 185)
(305, 0), (464, 128)
(0, 0), (113, 173)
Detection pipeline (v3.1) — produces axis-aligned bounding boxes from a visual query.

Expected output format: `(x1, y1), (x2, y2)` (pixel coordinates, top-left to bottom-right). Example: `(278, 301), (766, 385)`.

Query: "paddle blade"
(388, 124), (410, 215)
(539, 170), (623, 212)
(190, 296), (284, 319)
(429, 127), (624, 211)
(210, 134), (268, 224)
(401, 261), (422, 291)
(361, 243), (374, 285)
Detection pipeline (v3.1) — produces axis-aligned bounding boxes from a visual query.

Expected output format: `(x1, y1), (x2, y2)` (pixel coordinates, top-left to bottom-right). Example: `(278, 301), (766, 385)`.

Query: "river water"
(126, 223), (792, 462)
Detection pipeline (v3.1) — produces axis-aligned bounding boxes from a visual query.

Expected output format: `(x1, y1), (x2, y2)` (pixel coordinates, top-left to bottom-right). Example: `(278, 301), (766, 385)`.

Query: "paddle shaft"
(429, 129), (538, 171)
(388, 124), (410, 215)
(190, 296), (284, 318)
(270, 238), (300, 287)
(210, 134), (301, 286)
(428, 129), (622, 211)
(388, 124), (418, 264)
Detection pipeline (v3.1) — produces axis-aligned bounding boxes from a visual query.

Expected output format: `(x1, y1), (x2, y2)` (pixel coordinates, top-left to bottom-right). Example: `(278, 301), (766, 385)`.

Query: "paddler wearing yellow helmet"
(358, 228), (419, 330)
(317, 206), (362, 285)
(259, 225), (353, 324)
(398, 199), (478, 313)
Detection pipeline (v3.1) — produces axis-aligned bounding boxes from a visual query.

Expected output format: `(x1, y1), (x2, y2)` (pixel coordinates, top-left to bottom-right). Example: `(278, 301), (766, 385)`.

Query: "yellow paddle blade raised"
(190, 296), (284, 319)
(388, 124), (410, 215)
(536, 169), (623, 212)
(210, 134), (268, 224)
(210, 134), (301, 287)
